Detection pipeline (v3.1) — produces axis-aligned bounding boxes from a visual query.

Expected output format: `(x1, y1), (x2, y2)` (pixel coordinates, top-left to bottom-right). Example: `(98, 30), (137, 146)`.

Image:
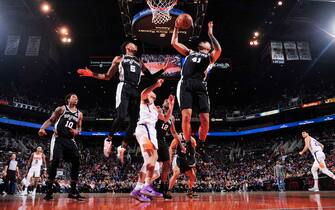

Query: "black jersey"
(118, 55), (142, 86)
(176, 137), (188, 157)
(181, 51), (211, 80)
(55, 105), (80, 138)
(156, 118), (172, 140)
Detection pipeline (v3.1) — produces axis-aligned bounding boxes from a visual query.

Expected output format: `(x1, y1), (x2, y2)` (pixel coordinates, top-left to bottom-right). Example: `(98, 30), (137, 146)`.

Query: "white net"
(146, 0), (177, 24)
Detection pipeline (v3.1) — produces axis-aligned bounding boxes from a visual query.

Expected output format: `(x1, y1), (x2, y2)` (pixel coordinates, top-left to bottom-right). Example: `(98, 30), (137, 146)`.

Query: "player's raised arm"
(77, 56), (122, 80)
(158, 95), (175, 123)
(171, 22), (191, 56)
(141, 79), (164, 101)
(208, 21), (222, 63)
(169, 116), (179, 140)
(38, 106), (65, 136)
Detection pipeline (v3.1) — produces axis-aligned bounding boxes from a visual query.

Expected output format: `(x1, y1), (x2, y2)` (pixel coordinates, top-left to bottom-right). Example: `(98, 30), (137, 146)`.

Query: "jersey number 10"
(65, 121), (74, 129)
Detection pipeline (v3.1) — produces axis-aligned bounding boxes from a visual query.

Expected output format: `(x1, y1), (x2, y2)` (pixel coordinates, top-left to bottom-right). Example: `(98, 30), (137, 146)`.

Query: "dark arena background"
(1, 0), (335, 209)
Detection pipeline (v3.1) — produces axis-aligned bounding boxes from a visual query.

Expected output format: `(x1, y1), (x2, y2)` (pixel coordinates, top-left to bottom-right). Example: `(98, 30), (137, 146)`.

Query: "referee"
(3, 153), (20, 195)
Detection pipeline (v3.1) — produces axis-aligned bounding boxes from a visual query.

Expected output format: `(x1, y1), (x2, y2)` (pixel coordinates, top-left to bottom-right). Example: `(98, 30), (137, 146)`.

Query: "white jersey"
(31, 152), (43, 168)
(309, 137), (323, 154)
(137, 103), (158, 127)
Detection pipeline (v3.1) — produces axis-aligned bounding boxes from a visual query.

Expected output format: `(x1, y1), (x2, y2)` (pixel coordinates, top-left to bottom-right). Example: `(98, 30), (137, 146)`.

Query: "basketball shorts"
(177, 156), (195, 174)
(27, 166), (41, 178)
(50, 135), (80, 162)
(157, 138), (170, 162)
(176, 79), (210, 113)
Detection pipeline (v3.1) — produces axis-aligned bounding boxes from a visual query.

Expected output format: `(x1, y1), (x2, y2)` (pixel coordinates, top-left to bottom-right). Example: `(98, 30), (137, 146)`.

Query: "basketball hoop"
(146, 0), (178, 24)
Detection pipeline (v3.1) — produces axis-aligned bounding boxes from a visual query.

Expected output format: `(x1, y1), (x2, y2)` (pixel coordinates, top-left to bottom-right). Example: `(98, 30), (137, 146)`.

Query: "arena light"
(40, 2), (51, 14)
(254, 31), (259, 37)
(59, 27), (69, 35)
(277, 1), (283, 6)
(250, 40), (259, 47)
(61, 37), (72, 44)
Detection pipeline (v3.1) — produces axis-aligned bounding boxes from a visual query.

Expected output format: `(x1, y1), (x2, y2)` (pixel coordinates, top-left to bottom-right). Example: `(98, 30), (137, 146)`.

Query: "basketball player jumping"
(171, 21), (222, 159)
(22, 146), (47, 196)
(299, 131), (335, 192)
(131, 79), (174, 202)
(77, 41), (168, 158)
(38, 93), (84, 200)
(168, 133), (197, 198)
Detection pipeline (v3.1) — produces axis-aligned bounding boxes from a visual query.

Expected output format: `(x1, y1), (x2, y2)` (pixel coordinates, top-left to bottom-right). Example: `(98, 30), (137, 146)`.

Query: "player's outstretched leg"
(181, 109), (192, 142)
(197, 112), (210, 162)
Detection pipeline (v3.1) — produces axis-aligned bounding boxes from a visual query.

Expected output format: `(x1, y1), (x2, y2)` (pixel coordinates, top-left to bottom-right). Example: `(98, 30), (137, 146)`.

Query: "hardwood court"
(1, 192), (335, 210)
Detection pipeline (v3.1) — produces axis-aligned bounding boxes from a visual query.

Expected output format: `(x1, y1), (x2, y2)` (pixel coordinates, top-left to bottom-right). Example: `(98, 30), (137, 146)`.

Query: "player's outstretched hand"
(156, 59), (170, 72)
(38, 129), (47, 137)
(168, 95), (175, 107)
(77, 67), (93, 77)
(208, 21), (213, 36)
(299, 151), (303, 155)
(174, 18), (180, 29)
(162, 58), (171, 71)
(156, 78), (164, 87)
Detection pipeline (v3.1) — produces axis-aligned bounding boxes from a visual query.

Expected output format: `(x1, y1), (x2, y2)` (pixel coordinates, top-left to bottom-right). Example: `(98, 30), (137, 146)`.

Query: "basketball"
(176, 13), (193, 29)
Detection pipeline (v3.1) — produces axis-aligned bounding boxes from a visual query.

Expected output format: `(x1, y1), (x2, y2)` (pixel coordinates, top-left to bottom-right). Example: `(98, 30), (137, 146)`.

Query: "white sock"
(314, 179), (319, 188)
(134, 182), (144, 190)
